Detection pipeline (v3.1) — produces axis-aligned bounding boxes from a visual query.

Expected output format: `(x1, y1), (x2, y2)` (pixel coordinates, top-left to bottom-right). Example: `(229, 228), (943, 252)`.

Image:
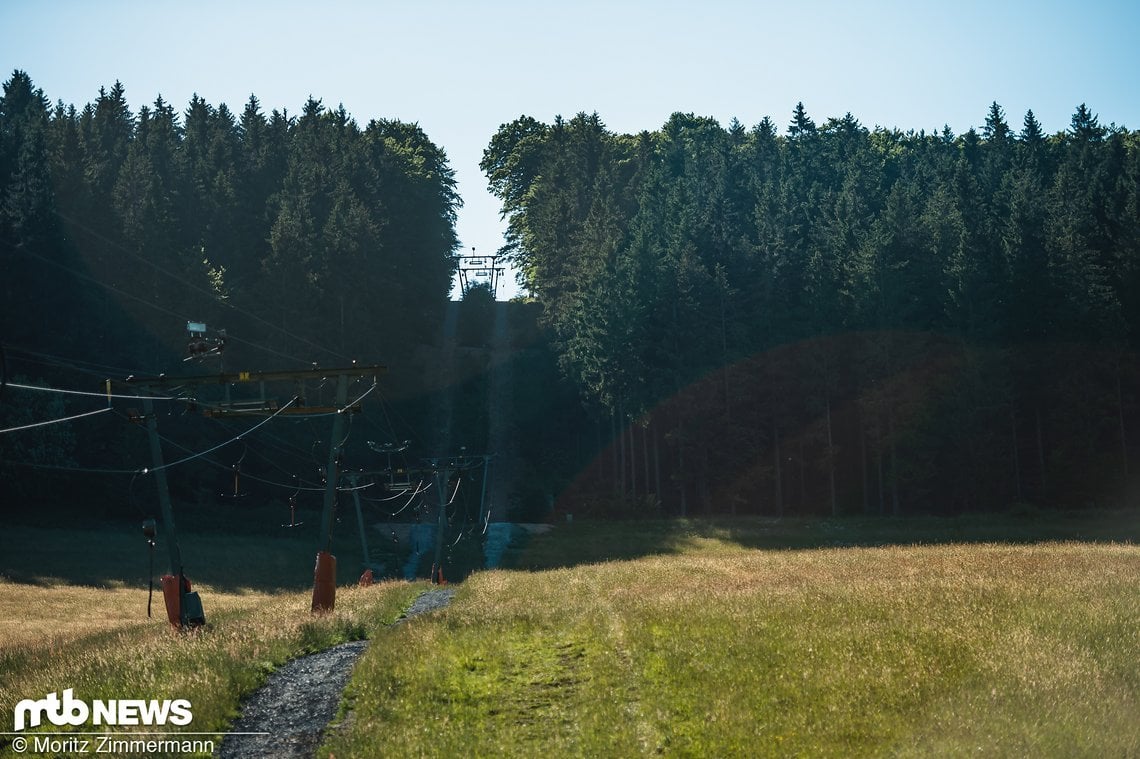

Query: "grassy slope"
(1, 514), (1137, 757)
(0, 582), (423, 759)
(325, 516), (1140, 758)
(0, 521), (423, 759)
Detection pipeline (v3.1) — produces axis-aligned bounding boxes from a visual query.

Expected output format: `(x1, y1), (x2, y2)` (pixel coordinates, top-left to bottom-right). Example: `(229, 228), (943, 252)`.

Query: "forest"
(3, 65), (1140, 521)
(0, 71), (462, 518)
(485, 103), (1140, 517)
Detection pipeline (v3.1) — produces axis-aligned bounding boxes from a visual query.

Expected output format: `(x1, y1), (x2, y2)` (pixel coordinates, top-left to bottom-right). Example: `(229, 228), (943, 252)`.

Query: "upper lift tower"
(457, 249), (504, 299)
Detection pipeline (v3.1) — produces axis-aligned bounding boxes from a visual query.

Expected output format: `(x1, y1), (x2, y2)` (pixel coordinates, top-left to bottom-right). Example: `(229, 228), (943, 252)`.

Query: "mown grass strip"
(326, 533), (1140, 758)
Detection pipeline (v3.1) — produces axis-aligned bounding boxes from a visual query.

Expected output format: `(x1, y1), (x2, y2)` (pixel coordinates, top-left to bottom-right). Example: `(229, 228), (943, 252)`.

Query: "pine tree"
(982, 101), (1012, 143)
(1069, 103), (1106, 143)
(788, 101), (817, 140)
(1020, 109), (1044, 145)
(0, 71), (59, 349)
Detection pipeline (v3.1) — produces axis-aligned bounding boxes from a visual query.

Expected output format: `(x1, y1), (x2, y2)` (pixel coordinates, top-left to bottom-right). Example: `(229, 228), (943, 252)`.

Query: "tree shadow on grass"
(5, 510), (1137, 588)
(504, 510), (1140, 572)
(0, 517), (371, 593)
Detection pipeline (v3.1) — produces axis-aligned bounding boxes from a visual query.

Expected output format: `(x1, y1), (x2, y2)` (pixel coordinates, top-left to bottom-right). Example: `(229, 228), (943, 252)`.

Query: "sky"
(3, 0), (1139, 301)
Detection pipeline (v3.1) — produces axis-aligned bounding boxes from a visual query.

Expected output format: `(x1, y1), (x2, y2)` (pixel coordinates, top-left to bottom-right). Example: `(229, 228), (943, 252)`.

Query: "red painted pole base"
(311, 551), (337, 613)
(160, 574), (182, 627)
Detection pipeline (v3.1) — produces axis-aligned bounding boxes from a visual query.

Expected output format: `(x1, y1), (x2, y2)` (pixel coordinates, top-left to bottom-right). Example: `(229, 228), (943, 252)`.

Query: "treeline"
(486, 104), (1140, 516)
(0, 70), (460, 511)
(0, 70), (460, 372)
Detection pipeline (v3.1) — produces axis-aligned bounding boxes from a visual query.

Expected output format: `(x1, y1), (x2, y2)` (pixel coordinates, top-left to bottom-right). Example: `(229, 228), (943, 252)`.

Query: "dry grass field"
(0, 522), (422, 758)
(1, 514), (1137, 757)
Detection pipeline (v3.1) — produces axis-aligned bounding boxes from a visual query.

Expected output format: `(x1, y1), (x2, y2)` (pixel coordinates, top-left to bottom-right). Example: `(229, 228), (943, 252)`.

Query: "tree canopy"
(484, 103), (1140, 515)
(1, 71), (461, 375)
(0, 71), (461, 512)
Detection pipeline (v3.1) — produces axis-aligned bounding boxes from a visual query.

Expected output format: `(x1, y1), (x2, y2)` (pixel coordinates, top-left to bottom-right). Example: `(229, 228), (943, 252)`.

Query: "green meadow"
(1, 513), (1138, 757)
(325, 515), (1140, 758)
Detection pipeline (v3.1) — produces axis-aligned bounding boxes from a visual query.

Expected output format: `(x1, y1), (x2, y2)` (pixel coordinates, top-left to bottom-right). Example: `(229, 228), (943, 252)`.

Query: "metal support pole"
(140, 394), (205, 628)
(312, 374), (349, 613)
(432, 467), (449, 583)
(350, 475), (371, 571)
(317, 374), (349, 553)
(118, 365), (381, 619)
(478, 455), (491, 528)
(141, 395), (183, 578)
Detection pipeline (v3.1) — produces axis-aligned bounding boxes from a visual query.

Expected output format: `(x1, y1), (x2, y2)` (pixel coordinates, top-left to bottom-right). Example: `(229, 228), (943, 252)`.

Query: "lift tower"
(457, 249), (505, 299)
(121, 364), (386, 621)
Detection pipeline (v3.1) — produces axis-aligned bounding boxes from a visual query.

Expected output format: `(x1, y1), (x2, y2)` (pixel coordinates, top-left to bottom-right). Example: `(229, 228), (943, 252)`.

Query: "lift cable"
(448, 474), (462, 506)
(361, 481), (421, 502)
(208, 418), (325, 489)
(109, 406), (323, 490)
(4, 344), (154, 381)
(122, 411), (371, 493)
(344, 380), (379, 412)
(6, 380), (183, 402)
(0, 458), (140, 475)
(0, 406), (112, 435)
(376, 384), (424, 448)
(141, 396), (298, 474)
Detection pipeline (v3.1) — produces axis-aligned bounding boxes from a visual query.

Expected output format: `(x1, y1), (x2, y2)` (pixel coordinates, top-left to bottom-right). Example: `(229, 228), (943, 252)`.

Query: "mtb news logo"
(12, 689), (193, 731)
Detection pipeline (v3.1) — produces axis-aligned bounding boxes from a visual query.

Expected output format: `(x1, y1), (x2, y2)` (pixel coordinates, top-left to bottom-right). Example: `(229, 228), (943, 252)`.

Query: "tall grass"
(325, 524), (1140, 757)
(0, 582), (422, 758)
(2, 516), (1137, 757)
(0, 521), (423, 759)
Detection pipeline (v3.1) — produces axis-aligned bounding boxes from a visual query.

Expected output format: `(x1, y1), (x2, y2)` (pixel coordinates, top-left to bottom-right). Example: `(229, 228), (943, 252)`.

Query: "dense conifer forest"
(0, 71), (460, 514)
(3, 66), (1140, 519)
(485, 103), (1140, 516)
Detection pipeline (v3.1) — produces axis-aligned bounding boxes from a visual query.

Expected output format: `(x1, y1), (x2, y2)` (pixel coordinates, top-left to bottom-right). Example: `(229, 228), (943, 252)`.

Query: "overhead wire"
(209, 418), (325, 488)
(118, 409), (378, 493)
(382, 494), (418, 518)
(0, 396), (140, 473)
(337, 479), (376, 493)
(372, 384), (424, 448)
(0, 406), (112, 434)
(7, 380), (183, 402)
(4, 344), (150, 381)
(361, 482), (420, 502)
(0, 458), (140, 475)
(1, 238), (390, 485)
(141, 396), (298, 474)
(174, 438), (327, 491)
(123, 413), (331, 492)
(178, 363), (383, 490)
(344, 380), (379, 412)
(3, 396), (334, 483)
(361, 476), (431, 517)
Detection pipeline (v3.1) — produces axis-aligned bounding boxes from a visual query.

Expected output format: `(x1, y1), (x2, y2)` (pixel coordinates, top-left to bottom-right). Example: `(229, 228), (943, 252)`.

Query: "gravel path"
(217, 588), (454, 759)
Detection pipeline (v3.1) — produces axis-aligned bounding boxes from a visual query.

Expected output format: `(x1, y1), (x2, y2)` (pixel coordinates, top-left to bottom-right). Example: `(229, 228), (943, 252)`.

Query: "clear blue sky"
(3, 0), (1138, 300)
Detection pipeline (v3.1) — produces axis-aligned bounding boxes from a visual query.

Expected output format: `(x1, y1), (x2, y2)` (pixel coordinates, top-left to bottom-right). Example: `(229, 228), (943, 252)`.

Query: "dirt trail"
(216, 588), (454, 759)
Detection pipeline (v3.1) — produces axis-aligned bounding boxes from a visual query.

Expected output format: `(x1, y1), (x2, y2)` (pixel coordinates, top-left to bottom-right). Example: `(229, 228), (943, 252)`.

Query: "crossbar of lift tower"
(118, 364), (387, 389)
